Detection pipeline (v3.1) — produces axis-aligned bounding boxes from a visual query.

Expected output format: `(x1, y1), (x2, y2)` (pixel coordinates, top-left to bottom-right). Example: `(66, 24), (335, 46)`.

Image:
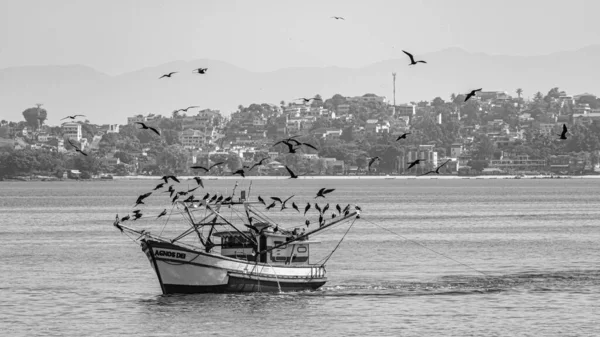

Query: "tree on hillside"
(22, 104), (47, 130)
(432, 97), (445, 107)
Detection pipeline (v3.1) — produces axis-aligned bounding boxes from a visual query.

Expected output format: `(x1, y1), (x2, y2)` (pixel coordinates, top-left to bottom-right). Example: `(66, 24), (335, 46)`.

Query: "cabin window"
(222, 235), (253, 248)
(296, 246), (307, 253)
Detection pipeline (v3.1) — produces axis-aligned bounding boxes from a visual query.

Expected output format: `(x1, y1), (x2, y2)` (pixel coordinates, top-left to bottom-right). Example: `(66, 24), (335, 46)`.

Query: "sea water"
(1, 179), (598, 336)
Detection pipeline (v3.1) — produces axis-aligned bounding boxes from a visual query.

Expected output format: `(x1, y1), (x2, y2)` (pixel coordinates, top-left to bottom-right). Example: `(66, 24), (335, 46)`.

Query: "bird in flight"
(193, 177), (204, 188)
(161, 175), (180, 184)
(193, 68), (208, 74)
(159, 72), (177, 79)
(315, 188), (335, 199)
(558, 124), (568, 140)
(134, 192), (152, 207)
(67, 139), (87, 156)
(135, 122), (160, 136)
(280, 195), (295, 211)
(257, 195), (266, 205)
(296, 97), (322, 104)
(232, 169), (246, 178)
(419, 159), (452, 176)
(61, 115), (85, 120)
(396, 133), (411, 141)
(190, 162), (224, 172)
(277, 140), (318, 154)
(368, 157), (380, 171)
(407, 159), (426, 170)
(465, 88), (482, 102)
(285, 166), (299, 179)
(331, 16), (345, 20)
(244, 157), (269, 171)
(402, 50), (427, 66)
(156, 209), (167, 219)
(176, 106), (199, 112)
(153, 182), (165, 190)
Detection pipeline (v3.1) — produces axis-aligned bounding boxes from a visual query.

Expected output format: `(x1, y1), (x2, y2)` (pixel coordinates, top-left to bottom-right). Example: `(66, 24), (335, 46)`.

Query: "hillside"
(2, 45), (600, 125)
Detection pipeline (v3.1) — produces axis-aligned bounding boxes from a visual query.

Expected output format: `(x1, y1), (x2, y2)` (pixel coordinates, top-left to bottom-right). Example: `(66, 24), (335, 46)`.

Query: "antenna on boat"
(247, 180), (253, 199)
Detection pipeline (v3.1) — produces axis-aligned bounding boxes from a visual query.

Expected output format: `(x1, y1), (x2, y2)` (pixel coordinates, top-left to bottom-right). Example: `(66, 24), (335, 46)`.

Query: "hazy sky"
(1, 0), (600, 75)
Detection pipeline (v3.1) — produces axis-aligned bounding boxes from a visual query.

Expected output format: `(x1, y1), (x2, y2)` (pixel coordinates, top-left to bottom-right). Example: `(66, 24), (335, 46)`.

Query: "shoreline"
(2, 174), (600, 182)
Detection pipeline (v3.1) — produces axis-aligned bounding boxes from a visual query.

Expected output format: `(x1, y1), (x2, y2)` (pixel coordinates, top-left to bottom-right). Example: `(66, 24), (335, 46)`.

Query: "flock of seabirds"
(58, 16), (571, 241)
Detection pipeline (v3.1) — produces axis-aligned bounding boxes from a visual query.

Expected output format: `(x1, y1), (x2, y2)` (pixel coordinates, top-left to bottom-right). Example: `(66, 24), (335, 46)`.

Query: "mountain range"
(2, 45), (600, 125)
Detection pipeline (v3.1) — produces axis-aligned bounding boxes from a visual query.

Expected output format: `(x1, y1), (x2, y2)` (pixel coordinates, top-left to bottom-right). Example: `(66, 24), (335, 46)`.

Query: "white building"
(62, 122), (82, 141)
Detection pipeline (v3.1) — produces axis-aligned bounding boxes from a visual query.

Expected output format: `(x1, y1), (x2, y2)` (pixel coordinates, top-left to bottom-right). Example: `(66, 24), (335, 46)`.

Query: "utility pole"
(392, 73), (396, 116)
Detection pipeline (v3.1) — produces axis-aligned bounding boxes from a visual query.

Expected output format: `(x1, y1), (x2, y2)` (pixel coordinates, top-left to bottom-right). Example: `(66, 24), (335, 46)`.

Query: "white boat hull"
(142, 239), (327, 294)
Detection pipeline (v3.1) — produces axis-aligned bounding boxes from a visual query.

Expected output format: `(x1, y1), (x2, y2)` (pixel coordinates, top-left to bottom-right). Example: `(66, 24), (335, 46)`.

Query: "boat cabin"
(212, 223), (318, 266)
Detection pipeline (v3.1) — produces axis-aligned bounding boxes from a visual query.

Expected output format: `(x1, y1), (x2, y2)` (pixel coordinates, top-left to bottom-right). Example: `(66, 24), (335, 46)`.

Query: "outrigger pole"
(257, 210), (360, 256)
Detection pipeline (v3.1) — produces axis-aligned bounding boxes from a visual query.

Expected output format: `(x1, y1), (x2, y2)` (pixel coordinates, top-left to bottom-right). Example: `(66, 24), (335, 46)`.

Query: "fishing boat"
(113, 186), (361, 294)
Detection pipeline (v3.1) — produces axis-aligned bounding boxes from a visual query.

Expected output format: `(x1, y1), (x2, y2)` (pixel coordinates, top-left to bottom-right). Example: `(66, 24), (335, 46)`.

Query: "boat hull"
(142, 239), (327, 294)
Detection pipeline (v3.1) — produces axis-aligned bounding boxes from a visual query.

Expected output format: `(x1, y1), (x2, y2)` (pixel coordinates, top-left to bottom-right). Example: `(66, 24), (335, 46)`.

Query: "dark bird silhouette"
(419, 159), (452, 176)
(132, 209), (142, 215)
(336, 204), (342, 214)
(315, 203), (322, 213)
(355, 205), (362, 211)
(558, 124), (568, 140)
(368, 157), (380, 171)
(291, 202), (300, 213)
(322, 203), (330, 214)
(193, 68), (208, 74)
(120, 215), (130, 222)
(190, 162), (224, 172)
(402, 50), (427, 66)
(183, 195), (195, 203)
(193, 177), (204, 188)
(270, 197), (283, 204)
(280, 195), (295, 211)
(296, 97), (323, 103)
(332, 214), (337, 219)
(215, 195), (224, 204)
(464, 88), (483, 102)
(319, 214), (324, 227)
(222, 196), (232, 204)
(257, 196), (266, 205)
(232, 169), (246, 178)
(331, 16), (345, 20)
(202, 193), (210, 200)
(209, 194), (217, 203)
(159, 72), (177, 79)
(135, 122), (160, 136)
(172, 194), (179, 203)
(343, 204), (351, 214)
(273, 135), (302, 147)
(164, 185), (175, 197)
(61, 114), (85, 120)
(157, 209), (167, 219)
(246, 158), (269, 171)
(134, 192), (152, 207)
(177, 106), (199, 112)
(304, 202), (311, 215)
(315, 188), (335, 199)
(153, 182), (165, 190)
(67, 139), (87, 156)
(396, 133), (411, 141)
(266, 202), (276, 211)
(305, 219), (310, 228)
(132, 212), (143, 221)
(161, 175), (180, 184)
(285, 166), (299, 179)
(177, 191), (188, 196)
(407, 159), (426, 170)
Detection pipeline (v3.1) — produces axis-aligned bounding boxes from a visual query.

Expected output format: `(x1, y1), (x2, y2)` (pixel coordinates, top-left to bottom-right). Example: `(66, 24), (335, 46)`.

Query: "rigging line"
(362, 217), (493, 278)
(159, 202), (178, 236)
(317, 217), (357, 266)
